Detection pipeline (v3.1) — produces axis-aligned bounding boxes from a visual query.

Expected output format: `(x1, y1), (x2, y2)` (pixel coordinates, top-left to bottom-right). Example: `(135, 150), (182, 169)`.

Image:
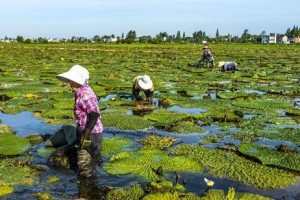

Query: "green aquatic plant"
(37, 147), (56, 157)
(102, 113), (153, 130)
(26, 135), (44, 145)
(32, 192), (52, 200)
(102, 137), (136, 157)
(216, 91), (249, 100)
(42, 108), (73, 120)
(46, 176), (60, 184)
(238, 143), (300, 172)
(104, 149), (204, 181)
(139, 135), (177, 150)
(256, 115), (297, 125)
(256, 127), (300, 145)
(142, 191), (182, 200)
(0, 158), (36, 187)
(0, 125), (14, 135)
(204, 108), (241, 123)
(170, 144), (297, 189)
(0, 185), (14, 197)
(286, 108), (300, 116)
(231, 99), (292, 111)
(107, 184), (145, 200)
(145, 110), (201, 130)
(199, 188), (272, 200)
(0, 102), (27, 114)
(171, 121), (207, 134)
(0, 135), (31, 156)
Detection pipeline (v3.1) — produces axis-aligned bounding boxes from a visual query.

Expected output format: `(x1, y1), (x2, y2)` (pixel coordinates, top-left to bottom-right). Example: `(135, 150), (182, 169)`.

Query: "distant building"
(294, 36), (300, 43)
(268, 33), (277, 43)
(103, 37), (118, 43)
(47, 38), (60, 43)
(277, 34), (289, 43)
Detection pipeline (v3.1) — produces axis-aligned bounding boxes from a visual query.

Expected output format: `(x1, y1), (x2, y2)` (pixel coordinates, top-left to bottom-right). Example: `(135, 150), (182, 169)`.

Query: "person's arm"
(200, 52), (205, 62)
(81, 96), (100, 148)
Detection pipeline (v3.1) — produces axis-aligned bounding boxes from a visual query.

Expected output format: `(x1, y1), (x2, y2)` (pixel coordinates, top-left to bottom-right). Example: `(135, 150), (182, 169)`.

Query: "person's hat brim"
(56, 71), (83, 85)
(218, 61), (226, 68)
(138, 79), (153, 90)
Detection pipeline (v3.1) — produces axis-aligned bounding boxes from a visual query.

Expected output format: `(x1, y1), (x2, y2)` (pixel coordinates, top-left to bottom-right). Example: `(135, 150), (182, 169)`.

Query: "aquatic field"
(0, 43), (300, 199)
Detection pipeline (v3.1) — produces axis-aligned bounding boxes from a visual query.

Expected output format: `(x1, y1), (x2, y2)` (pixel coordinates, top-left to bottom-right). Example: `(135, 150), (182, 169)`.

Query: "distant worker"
(132, 75), (154, 101)
(219, 61), (240, 72)
(198, 45), (215, 67)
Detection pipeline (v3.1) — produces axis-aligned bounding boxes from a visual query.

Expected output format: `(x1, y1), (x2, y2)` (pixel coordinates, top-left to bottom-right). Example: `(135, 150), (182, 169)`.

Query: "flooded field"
(0, 43), (300, 199)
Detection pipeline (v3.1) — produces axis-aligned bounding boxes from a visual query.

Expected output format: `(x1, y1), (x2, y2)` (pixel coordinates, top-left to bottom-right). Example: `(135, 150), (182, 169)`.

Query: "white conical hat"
(218, 61), (226, 68)
(56, 65), (89, 85)
(138, 75), (153, 90)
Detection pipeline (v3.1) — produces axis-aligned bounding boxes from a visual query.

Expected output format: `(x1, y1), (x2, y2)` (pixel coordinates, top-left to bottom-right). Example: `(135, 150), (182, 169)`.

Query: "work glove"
(79, 112), (100, 149)
(80, 128), (92, 149)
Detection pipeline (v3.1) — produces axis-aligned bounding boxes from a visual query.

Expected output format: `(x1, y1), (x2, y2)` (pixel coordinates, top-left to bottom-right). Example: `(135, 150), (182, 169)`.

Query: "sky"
(1, 0), (299, 39)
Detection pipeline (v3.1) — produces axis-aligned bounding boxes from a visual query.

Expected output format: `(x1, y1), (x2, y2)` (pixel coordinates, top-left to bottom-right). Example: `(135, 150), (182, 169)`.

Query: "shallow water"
(0, 111), (60, 136)
(167, 105), (207, 114)
(1, 112), (300, 199)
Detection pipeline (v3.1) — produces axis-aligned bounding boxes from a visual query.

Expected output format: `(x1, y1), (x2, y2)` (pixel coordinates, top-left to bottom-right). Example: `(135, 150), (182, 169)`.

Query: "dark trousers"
(132, 87), (153, 100)
(198, 60), (215, 67)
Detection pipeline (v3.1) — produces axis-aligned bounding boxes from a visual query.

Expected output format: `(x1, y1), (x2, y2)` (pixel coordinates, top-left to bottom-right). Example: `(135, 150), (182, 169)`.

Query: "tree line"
(5, 25), (300, 44)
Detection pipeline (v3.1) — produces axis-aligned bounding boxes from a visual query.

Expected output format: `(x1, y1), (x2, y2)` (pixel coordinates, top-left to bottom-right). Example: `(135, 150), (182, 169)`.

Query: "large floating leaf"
(238, 143), (300, 172)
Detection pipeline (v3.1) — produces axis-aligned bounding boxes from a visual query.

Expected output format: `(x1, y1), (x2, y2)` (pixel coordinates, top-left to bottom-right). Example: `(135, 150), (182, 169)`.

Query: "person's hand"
(80, 129), (91, 149)
(146, 97), (152, 103)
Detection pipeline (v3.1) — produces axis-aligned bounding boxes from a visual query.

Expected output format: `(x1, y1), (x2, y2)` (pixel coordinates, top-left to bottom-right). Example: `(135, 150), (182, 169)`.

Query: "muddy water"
(0, 112), (300, 200)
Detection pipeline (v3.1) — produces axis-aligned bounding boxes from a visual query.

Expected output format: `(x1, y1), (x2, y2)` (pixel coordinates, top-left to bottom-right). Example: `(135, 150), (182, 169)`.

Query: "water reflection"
(0, 111), (60, 136)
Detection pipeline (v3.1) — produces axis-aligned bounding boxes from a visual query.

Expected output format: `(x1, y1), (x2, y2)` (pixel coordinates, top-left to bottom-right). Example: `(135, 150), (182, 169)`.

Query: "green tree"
(175, 31), (181, 42)
(24, 38), (31, 44)
(126, 30), (137, 42)
(92, 35), (101, 43)
(16, 35), (24, 43)
(216, 28), (220, 39)
(241, 29), (250, 42)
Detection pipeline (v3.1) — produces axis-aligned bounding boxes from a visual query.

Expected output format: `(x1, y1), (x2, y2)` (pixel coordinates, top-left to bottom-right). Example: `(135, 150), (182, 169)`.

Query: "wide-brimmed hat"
(138, 75), (153, 90)
(56, 65), (89, 85)
(202, 45), (209, 49)
(218, 61), (226, 67)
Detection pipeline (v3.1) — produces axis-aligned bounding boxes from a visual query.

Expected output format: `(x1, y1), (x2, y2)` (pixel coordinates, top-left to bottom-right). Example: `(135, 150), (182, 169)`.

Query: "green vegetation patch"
(0, 125), (14, 135)
(107, 184), (145, 200)
(32, 192), (53, 200)
(102, 113), (153, 130)
(286, 108), (300, 116)
(0, 158), (36, 186)
(140, 135), (177, 150)
(171, 121), (207, 134)
(256, 127), (300, 145)
(104, 149), (204, 181)
(216, 91), (249, 100)
(46, 176), (60, 184)
(238, 143), (300, 172)
(199, 187), (272, 200)
(170, 144), (297, 189)
(0, 185), (14, 197)
(37, 147), (56, 157)
(231, 99), (292, 111)
(0, 135), (31, 156)
(102, 137), (136, 157)
(141, 188), (271, 200)
(26, 135), (44, 145)
(145, 110), (201, 131)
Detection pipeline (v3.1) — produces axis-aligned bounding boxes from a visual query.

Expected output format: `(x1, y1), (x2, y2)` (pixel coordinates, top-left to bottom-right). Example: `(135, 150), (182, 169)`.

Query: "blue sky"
(1, 0), (299, 38)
